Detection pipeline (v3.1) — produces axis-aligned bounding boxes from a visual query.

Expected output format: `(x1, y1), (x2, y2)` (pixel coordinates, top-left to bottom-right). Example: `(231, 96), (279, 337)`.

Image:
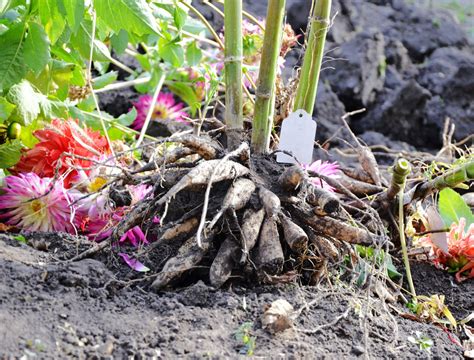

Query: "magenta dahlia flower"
(83, 184), (153, 247)
(302, 160), (339, 192)
(131, 93), (188, 130)
(0, 173), (79, 232)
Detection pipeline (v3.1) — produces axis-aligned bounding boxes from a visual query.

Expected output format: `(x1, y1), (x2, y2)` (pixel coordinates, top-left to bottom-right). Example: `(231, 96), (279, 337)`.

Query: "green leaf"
(94, 0), (159, 36)
(92, 71), (118, 89)
(0, 23), (26, 91)
(6, 80), (41, 126)
(0, 139), (22, 168)
(39, 96), (68, 119)
(186, 41), (202, 66)
(0, 97), (16, 122)
(38, 0), (66, 44)
(158, 40), (184, 67)
(173, 6), (187, 30)
(438, 188), (474, 227)
(111, 29), (128, 54)
(168, 82), (199, 107)
(117, 107), (136, 126)
(62, 0), (84, 34)
(70, 20), (111, 62)
(24, 22), (50, 75)
(13, 234), (27, 244)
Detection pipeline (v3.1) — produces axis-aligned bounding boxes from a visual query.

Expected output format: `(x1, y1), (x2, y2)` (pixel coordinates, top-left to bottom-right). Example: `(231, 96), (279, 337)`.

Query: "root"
(151, 231), (215, 291)
(157, 159), (250, 206)
(291, 204), (379, 246)
(255, 217), (284, 276)
(209, 237), (240, 288)
(278, 165), (304, 190)
(169, 133), (224, 160)
(196, 142), (251, 247)
(306, 186), (340, 215)
(240, 207), (266, 264)
(279, 213), (308, 253)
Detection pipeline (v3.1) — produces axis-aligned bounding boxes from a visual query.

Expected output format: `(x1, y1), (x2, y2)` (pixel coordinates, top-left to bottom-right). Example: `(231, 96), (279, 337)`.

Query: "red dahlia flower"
(12, 119), (110, 188)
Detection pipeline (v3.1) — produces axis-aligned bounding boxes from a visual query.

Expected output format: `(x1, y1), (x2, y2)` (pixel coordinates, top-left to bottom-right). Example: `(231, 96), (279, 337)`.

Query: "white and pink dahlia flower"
(0, 173), (80, 232)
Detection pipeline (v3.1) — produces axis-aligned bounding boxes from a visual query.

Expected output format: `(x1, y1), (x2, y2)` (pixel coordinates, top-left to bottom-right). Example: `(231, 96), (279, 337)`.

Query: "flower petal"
(118, 253), (150, 272)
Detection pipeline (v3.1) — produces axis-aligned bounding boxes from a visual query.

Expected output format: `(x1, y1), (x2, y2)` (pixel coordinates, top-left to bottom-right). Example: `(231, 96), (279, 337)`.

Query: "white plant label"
(276, 109), (316, 165)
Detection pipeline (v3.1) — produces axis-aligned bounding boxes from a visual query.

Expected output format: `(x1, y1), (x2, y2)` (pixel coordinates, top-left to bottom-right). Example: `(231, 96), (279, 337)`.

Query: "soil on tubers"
(101, 127), (392, 290)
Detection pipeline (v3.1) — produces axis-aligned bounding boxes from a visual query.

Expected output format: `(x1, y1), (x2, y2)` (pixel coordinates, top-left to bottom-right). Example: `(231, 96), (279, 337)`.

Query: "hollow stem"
(250, 0), (286, 154)
(224, 0), (243, 149)
(293, 0), (331, 113)
(387, 158), (412, 200)
(394, 159), (416, 299)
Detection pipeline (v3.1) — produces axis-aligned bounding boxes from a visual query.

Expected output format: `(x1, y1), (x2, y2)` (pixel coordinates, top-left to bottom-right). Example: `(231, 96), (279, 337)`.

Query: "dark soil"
(0, 234), (470, 358)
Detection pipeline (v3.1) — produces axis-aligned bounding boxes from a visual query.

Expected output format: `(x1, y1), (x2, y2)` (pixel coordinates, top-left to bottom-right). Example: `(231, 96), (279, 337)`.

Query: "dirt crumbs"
(0, 235), (467, 359)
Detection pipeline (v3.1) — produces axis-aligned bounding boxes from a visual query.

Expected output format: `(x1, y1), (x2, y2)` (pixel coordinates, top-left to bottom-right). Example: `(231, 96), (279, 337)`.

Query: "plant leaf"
(92, 71), (118, 89)
(186, 41), (202, 66)
(94, 0), (159, 36)
(24, 22), (51, 75)
(38, 0), (66, 44)
(62, 0), (84, 34)
(0, 139), (22, 168)
(438, 188), (474, 227)
(6, 80), (41, 126)
(70, 20), (111, 62)
(110, 29), (128, 54)
(158, 40), (184, 67)
(0, 97), (16, 122)
(0, 23), (26, 91)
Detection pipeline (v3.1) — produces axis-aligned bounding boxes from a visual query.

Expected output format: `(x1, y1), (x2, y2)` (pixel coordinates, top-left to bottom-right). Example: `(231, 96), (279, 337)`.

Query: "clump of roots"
(107, 133), (389, 291)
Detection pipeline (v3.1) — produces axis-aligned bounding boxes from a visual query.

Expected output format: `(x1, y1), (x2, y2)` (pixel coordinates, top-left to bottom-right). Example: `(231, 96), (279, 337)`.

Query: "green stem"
(394, 159), (416, 299)
(387, 158), (412, 200)
(409, 159), (474, 201)
(250, 0), (286, 154)
(224, 0), (243, 149)
(293, 0), (331, 113)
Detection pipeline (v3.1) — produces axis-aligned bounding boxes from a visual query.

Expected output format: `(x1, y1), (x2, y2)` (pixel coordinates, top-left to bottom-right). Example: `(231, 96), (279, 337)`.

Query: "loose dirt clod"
(262, 299), (295, 334)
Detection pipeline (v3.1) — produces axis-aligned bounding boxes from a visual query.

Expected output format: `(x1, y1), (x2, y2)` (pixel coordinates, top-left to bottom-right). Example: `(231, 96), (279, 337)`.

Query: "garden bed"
(0, 233), (471, 358)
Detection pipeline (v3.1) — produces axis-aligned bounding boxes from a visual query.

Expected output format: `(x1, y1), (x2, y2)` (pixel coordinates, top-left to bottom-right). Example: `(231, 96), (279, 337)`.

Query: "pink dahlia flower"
(0, 173), (79, 232)
(130, 93), (188, 130)
(82, 184), (153, 247)
(302, 160), (339, 192)
(421, 218), (474, 282)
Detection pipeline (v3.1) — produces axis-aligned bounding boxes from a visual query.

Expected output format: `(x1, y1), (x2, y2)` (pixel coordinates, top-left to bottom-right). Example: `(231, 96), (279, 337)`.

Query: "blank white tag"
(276, 110), (316, 165)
